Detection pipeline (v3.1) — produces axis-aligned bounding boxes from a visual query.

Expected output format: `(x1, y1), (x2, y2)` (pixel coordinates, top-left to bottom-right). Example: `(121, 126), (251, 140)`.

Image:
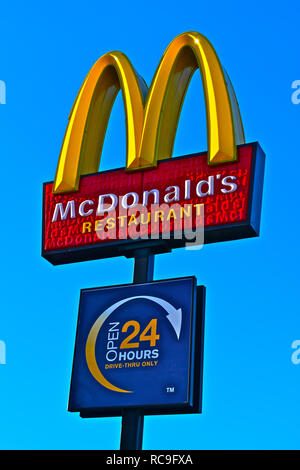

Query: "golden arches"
(139, 31), (245, 168)
(53, 32), (245, 194)
(53, 52), (146, 193)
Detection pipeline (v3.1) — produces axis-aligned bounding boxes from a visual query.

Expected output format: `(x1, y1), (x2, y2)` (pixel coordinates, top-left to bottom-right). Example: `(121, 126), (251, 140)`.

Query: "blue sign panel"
(68, 277), (205, 417)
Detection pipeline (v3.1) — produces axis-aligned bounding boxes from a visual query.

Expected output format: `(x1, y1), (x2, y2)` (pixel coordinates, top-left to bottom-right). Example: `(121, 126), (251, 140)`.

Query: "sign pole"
(119, 248), (154, 450)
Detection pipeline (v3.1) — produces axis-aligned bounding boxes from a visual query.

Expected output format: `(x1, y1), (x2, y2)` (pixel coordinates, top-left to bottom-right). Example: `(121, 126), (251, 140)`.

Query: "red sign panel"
(42, 142), (265, 264)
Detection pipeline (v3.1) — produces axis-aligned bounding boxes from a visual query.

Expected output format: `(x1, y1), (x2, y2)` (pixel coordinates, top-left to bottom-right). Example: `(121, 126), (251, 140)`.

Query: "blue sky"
(0, 0), (299, 450)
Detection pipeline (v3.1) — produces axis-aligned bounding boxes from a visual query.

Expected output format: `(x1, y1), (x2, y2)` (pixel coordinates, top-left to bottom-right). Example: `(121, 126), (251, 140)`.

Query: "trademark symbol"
(166, 386), (175, 393)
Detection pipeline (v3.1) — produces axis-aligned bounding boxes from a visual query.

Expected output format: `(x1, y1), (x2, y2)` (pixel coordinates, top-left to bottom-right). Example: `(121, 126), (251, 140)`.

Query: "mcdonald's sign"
(68, 277), (205, 417)
(42, 32), (265, 265)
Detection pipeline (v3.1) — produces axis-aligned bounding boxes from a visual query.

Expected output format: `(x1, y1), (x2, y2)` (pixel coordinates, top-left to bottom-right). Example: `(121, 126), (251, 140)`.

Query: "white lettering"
(97, 194), (118, 215)
(164, 185), (180, 203)
(52, 200), (75, 222)
(79, 199), (94, 216)
(196, 176), (214, 197)
(121, 192), (139, 209)
(184, 180), (191, 199)
(221, 175), (237, 194)
(143, 189), (160, 205)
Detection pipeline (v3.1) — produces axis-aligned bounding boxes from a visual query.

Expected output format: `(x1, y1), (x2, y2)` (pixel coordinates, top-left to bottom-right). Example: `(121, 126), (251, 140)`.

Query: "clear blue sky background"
(0, 0), (299, 450)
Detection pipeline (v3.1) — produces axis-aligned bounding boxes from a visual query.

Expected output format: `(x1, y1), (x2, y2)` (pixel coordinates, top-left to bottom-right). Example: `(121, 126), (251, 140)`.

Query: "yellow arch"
(85, 311), (132, 394)
(53, 32), (245, 193)
(138, 31), (244, 168)
(53, 52), (146, 193)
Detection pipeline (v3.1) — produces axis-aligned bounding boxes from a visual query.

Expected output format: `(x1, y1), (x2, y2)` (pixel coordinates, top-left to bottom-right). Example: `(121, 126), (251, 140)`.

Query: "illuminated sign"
(42, 32), (265, 264)
(68, 277), (205, 416)
(43, 142), (264, 264)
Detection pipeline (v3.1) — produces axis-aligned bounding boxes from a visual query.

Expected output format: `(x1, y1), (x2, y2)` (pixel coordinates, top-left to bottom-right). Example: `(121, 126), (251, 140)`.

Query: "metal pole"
(119, 248), (154, 450)
(132, 248), (154, 285)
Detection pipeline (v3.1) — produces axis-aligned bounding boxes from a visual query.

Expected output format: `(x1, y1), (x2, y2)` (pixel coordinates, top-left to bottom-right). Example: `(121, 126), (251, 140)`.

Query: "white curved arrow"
(101, 295), (182, 339)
